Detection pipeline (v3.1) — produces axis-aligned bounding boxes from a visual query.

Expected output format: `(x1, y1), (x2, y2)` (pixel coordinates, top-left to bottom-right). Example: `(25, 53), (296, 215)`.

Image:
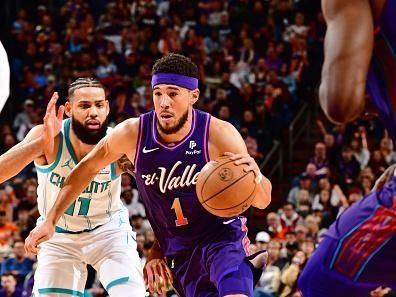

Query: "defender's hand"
(25, 220), (55, 255)
(41, 92), (65, 148)
(144, 258), (173, 294)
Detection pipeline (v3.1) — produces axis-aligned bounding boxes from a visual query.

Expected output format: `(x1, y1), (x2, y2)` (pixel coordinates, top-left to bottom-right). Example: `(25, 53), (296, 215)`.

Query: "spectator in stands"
(283, 12), (309, 43)
(379, 135), (396, 165)
(136, 233), (145, 261)
(0, 211), (18, 247)
(255, 231), (271, 252)
(311, 189), (337, 228)
(295, 189), (310, 210)
(300, 238), (315, 259)
(14, 205), (35, 240)
(19, 184), (38, 219)
(350, 128), (370, 169)
(369, 149), (388, 177)
(336, 145), (361, 187)
(288, 175), (314, 206)
(255, 240), (282, 297)
(280, 202), (304, 233)
(1, 240), (33, 287)
(130, 214), (151, 236)
(358, 170), (375, 195)
(0, 187), (13, 223)
(265, 212), (286, 240)
(12, 100), (35, 133)
(121, 188), (145, 218)
(279, 251), (307, 297)
(304, 215), (320, 241)
(309, 142), (329, 171)
(0, 272), (24, 297)
(337, 187), (363, 216)
(241, 127), (263, 163)
(295, 225), (308, 247)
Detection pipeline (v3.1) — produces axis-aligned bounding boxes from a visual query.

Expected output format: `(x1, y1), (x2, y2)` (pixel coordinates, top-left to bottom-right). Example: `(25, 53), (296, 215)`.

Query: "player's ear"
(191, 89), (200, 105)
(105, 100), (110, 116)
(64, 101), (72, 117)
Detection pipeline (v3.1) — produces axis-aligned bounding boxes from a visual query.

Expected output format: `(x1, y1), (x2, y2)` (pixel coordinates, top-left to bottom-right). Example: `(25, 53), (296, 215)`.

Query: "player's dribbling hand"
(41, 92), (65, 148)
(224, 152), (261, 183)
(24, 220), (55, 255)
(144, 258), (173, 295)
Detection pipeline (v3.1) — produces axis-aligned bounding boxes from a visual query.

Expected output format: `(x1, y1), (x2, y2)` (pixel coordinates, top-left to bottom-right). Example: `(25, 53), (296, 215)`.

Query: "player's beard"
(71, 116), (108, 145)
(157, 109), (189, 135)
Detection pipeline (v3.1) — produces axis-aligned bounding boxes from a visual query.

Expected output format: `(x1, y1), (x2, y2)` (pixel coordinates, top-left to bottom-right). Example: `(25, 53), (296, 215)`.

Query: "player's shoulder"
(115, 117), (139, 130)
(209, 116), (239, 137)
(108, 118), (140, 140)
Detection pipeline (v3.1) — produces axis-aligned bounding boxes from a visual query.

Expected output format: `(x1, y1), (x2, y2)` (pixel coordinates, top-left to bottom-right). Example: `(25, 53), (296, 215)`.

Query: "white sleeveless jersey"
(35, 119), (127, 233)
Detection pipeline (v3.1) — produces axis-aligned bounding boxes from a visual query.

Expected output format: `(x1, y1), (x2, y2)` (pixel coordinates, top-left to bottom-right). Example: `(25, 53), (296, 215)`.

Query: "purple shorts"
(167, 219), (254, 297)
(299, 177), (396, 297)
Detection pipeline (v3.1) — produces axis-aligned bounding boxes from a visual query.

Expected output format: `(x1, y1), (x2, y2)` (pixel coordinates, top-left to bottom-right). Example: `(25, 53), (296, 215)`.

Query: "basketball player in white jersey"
(0, 41), (10, 112)
(0, 78), (145, 296)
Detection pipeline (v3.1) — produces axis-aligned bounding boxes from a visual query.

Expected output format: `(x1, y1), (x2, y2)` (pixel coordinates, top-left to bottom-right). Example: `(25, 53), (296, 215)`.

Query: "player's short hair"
(68, 77), (104, 99)
(1, 272), (17, 279)
(152, 53), (199, 79)
(13, 239), (24, 247)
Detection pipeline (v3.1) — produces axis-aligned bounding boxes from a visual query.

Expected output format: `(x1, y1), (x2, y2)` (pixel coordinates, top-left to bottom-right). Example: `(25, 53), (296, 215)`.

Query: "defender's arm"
(320, 0), (373, 123)
(46, 118), (138, 226)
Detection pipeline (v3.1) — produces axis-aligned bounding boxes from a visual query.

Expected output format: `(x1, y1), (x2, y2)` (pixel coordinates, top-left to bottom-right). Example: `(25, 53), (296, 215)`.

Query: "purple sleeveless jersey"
(367, 0), (396, 141)
(133, 109), (243, 257)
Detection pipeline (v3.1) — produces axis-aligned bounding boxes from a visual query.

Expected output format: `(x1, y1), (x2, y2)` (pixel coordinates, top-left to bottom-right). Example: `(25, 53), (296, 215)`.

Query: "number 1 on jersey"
(171, 197), (188, 226)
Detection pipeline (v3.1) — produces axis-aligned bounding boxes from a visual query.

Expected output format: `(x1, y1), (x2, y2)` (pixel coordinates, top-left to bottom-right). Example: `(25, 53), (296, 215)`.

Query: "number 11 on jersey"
(171, 197), (188, 226)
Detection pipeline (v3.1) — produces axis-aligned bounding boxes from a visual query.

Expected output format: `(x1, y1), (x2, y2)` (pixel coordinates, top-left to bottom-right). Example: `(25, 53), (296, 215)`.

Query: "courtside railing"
(260, 140), (283, 181)
(288, 103), (310, 162)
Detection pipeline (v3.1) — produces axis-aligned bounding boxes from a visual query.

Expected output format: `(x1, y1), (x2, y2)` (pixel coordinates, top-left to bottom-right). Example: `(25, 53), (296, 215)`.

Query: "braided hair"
(68, 78), (104, 99)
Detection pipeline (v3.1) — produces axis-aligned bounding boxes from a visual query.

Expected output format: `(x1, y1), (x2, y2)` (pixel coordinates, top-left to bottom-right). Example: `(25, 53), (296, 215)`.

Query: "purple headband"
(151, 73), (198, 90)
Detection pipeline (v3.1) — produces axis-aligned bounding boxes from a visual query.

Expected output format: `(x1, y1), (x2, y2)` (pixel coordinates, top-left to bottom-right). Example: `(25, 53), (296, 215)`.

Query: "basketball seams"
(201, 171), (254, 204)
(199, 158), (235, 202)
(206, 181), (256, 211)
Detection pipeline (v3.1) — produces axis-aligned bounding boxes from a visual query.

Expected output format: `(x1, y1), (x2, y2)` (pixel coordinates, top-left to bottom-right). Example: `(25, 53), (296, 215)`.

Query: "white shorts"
(32, 219), (146, 296)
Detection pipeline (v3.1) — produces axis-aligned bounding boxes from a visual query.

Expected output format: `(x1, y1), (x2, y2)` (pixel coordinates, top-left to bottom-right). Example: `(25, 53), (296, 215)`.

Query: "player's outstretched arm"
(47, 119), (137, 225)
(25, 118), (138, 254)
(0, 92), (64, 183)
(320, 0), (373, 123)
(209, 118), (271, 209)
(0, 126), (45, 183)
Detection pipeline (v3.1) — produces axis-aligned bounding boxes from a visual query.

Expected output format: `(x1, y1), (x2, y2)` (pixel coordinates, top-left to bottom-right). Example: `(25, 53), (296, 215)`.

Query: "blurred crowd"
(5, 0), (393, 297)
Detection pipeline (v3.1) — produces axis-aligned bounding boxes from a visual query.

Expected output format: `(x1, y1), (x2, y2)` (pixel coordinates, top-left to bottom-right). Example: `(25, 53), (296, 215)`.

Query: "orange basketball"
(196, 156), (257, 218)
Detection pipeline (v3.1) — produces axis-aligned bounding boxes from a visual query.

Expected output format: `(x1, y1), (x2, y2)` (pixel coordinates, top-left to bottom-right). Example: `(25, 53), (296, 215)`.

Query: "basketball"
(196, 156), (257, 218)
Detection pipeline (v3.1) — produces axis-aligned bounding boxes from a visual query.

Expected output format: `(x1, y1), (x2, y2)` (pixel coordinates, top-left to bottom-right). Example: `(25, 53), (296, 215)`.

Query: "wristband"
(255, 173), (263, 184)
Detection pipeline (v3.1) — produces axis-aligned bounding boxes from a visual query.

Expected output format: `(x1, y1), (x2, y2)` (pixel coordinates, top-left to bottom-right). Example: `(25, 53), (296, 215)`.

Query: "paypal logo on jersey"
(141, 161), (199, 194)
(189, 140), (196, 149)
(186, 140), (201, 155)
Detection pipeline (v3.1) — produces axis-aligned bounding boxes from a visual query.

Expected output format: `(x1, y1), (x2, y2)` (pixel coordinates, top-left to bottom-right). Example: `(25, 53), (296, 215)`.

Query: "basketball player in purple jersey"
(25, 53), (272, 297)
(298, 0), (396, 296)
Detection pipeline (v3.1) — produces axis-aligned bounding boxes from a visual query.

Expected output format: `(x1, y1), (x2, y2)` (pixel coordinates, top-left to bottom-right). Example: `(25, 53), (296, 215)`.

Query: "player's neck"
(156, 111), (193, 144)
(69, 126), (96, 162)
